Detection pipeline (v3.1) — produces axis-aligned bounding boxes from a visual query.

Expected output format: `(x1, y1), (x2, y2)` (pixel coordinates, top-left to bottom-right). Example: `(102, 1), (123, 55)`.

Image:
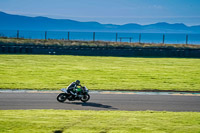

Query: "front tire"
(57, 93), (68, 102)
(81, 94), (90, 103)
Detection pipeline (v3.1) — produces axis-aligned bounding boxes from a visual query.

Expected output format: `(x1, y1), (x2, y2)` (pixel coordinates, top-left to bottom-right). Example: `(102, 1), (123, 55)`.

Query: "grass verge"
(0, 37), (200, 48)
(0, 55), (200, 91)
(0, 110), (200, 133)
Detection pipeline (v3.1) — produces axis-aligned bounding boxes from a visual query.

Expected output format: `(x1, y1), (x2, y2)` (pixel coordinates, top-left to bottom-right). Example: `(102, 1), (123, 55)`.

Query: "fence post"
(163, 34), (165, 44)
(186, 34), (188, 45)
(139, 33), (141, 43)
(17, 30), (19, 39)
(93, 32), (95, 42)
(68, 32), (70, 41)
(116, 33), (118, 42)
(45, 31), (47, 40)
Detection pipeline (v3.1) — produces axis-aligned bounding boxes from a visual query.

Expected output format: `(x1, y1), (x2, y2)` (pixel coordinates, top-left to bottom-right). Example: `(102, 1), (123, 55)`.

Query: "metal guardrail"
(0, 44), (200, 58)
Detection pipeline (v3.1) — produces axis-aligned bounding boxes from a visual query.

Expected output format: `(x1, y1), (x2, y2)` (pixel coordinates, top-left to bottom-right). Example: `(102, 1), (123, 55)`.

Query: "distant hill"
(0, 11), (200, 33)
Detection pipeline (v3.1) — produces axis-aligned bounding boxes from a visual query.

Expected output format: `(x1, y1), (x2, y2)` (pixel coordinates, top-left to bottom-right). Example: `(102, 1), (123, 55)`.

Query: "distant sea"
(0, 30), (200, 45)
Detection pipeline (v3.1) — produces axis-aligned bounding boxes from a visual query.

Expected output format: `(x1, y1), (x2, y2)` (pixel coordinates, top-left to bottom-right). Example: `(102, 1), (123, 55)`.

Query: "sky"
(0, 0), (200, 26)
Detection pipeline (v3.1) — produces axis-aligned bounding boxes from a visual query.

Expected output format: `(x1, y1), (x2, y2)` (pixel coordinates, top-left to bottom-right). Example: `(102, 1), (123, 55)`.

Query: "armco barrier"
(0, 44), (200, 58)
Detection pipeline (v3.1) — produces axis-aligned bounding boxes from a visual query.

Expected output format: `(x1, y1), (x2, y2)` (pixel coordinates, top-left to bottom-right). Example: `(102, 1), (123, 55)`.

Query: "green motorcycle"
(57, 86), (90, 103)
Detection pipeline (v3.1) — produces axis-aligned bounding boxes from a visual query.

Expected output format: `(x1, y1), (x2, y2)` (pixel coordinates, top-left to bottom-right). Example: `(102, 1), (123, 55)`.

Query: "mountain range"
(0, 11), (200, 33)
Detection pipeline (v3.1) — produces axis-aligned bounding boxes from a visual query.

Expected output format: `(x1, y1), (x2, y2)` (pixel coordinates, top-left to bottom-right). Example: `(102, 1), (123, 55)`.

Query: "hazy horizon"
(0, 0), (199, 26)
(1, 10), (199, 27)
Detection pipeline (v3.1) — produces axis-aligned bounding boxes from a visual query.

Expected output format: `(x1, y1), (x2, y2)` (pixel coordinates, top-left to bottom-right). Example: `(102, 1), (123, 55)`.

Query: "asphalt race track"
(0, 92), (200, 111)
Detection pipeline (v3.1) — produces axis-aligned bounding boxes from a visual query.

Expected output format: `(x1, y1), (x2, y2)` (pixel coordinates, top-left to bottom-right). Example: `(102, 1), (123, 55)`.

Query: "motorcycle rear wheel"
(81, 94), (90, 103)
(57, 93), (68, 102)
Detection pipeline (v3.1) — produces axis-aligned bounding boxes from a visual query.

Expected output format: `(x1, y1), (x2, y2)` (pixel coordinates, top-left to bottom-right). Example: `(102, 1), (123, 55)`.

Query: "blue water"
(0, 30), (200, 45)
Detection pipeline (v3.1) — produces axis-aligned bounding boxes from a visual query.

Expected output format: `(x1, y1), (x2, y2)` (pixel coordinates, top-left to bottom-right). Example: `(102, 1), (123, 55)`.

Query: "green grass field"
(0, 110), (200, 133)
(0, 54), (200, 91)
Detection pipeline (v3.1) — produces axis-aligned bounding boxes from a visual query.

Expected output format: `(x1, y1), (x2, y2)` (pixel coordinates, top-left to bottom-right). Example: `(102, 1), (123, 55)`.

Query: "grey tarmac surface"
(0, 92), (200, 111)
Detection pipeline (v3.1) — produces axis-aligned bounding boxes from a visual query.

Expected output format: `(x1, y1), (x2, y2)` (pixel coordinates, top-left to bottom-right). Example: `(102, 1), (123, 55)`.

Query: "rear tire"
(81, 94), (90, 103)
(57, 93), (68, 102)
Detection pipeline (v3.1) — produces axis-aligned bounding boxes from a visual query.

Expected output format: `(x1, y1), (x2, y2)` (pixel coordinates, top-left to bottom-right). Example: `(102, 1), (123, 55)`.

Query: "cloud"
(152, 5), (163, 9)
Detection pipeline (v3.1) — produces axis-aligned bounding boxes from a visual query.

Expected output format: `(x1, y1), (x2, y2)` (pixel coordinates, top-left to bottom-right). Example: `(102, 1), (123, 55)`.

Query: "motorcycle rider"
(67, 80), (81, 98)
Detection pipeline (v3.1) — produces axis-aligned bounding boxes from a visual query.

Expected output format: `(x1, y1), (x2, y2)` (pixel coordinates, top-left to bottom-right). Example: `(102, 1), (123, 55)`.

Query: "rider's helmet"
(75, 80), (80, 85)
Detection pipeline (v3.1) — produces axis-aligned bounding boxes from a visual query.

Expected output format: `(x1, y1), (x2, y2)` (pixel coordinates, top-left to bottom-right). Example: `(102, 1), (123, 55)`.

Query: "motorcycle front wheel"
(57, 93), (68, 102)
(81, 94), (90, 103)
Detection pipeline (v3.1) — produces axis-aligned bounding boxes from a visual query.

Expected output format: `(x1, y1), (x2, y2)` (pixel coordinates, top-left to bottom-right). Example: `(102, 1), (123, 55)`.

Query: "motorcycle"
(57, 86), (90, 103)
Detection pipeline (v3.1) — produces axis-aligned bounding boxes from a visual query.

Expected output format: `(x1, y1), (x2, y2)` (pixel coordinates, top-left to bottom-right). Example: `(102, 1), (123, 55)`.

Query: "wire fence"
(0, 30), (200, 45)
